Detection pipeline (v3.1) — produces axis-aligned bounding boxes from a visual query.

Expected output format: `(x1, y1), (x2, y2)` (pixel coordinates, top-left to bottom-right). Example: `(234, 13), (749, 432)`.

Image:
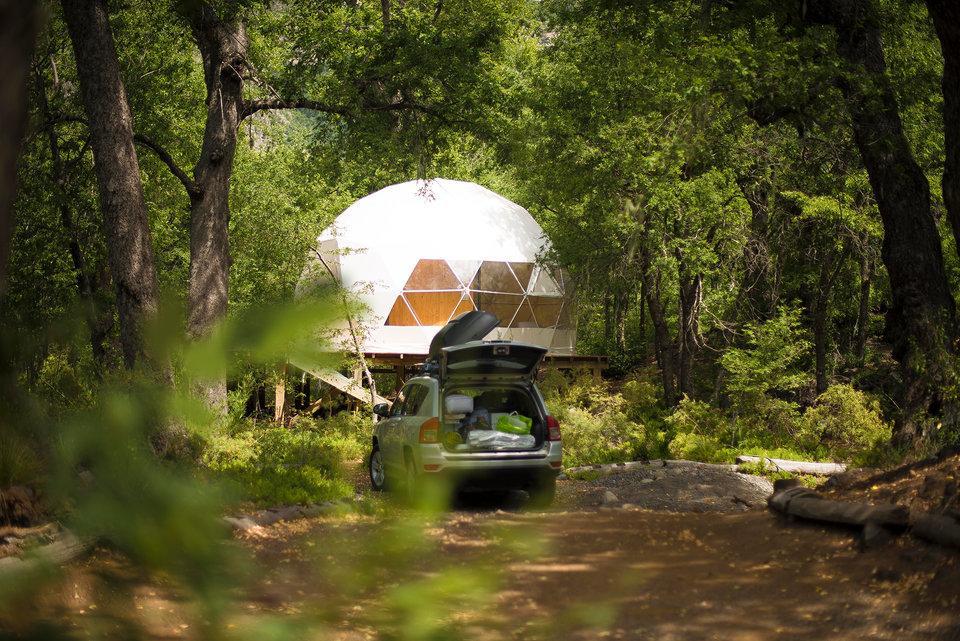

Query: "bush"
(202, 421), (361, 505)
(664, 397), (728, 440)
(0, 432), (42, 487)
(797, 384), (891, 463)
(559, 408), (648, 467)
(666, 432), (732, 463)
(544, 375), (666, 467)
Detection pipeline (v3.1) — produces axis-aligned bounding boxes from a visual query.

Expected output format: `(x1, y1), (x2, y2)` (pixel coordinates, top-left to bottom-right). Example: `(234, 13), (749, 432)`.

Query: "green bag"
(496, 412), (532, 435)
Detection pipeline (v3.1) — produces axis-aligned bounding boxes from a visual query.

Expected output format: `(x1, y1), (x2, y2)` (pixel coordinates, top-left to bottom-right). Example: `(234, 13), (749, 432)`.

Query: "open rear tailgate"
(441, 341), (546, 381)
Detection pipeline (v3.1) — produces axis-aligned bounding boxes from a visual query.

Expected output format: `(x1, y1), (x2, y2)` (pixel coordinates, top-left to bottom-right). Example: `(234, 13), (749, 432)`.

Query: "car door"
(398, 382), (429, 457)
(380, 386), (409, 474)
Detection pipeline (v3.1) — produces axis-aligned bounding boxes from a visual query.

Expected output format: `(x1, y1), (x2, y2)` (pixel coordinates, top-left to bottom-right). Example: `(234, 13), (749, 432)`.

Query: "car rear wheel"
(403, 454), (419, 503)
(369, 446), (386, 492)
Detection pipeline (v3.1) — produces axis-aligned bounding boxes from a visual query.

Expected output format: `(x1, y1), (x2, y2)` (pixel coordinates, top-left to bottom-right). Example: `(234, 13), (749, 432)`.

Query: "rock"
(223, 516), (262, 533)
(621, 503), (637, 510)
(601, 490), (619, 505)
(301, 502), (339, 517)
(640, 478), (654, 484)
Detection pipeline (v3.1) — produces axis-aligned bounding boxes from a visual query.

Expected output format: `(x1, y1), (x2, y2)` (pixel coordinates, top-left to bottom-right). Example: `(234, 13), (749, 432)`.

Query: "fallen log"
(0, 529), (90, 576)
(768, 485), (909, 528)
(911, 513), (960, 549)
(737, 455), (846, 476)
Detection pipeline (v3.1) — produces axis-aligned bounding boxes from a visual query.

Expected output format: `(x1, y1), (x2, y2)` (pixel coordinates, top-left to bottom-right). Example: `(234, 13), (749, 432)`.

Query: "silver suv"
(368, 312), (562, 506)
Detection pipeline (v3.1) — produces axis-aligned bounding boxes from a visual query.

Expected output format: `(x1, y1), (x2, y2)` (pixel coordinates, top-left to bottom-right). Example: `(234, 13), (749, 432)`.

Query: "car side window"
(390, 387), (409, 417)
(405, 384), (427, 416)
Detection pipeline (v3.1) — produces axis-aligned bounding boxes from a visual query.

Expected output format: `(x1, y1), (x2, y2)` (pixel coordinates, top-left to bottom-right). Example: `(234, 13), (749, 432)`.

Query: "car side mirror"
(373, 402), (391, 418)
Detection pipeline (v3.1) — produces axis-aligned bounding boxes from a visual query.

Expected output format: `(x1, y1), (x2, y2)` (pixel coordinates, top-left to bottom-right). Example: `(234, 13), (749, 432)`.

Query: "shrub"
(797, 384), (891, 463)
(664, 397), (728, 440)
(666, 432), (732, 463)
(0, 432), (42, 487)
(35, 350), (93, 414)
(559, 408), (648, 467)
(720, 306), (811, 398)
(202, 424), (357, 505)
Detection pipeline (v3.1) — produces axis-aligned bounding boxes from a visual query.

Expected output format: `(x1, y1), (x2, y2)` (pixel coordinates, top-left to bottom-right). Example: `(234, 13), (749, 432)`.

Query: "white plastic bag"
(467, 430), (535, 450)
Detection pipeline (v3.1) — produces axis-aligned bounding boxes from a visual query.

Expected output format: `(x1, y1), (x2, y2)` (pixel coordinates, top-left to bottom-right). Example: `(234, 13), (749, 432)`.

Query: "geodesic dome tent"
(300, 179), (575, 356)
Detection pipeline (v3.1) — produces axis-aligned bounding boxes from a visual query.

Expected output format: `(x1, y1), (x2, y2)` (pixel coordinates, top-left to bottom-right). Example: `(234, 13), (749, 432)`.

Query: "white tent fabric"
(300, 178), (575, 355)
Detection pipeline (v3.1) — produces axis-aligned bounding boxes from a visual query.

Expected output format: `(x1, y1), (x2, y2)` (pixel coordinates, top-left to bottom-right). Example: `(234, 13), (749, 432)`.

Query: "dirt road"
(43, 466), (960, 640)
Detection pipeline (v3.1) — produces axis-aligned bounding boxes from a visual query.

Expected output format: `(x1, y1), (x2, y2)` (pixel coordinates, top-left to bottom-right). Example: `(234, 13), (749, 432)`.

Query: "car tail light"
(546, 415), (561, 441)
(419, 417), (440, 443)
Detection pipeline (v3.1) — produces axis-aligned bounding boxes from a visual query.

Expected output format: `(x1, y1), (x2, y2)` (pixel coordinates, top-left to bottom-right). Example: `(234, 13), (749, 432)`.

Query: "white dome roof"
(303, 179), (575, 355)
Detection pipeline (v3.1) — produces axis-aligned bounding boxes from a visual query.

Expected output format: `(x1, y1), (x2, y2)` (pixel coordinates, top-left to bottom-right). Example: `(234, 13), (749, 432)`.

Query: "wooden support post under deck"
(274, 362), (288, 423)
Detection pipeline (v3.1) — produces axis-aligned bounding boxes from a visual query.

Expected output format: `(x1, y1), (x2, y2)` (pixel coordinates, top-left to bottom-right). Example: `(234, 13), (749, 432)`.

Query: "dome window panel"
(405, 291), (464, 326)
(386, 295), (419, 326)
(403, 259), (460, 291)
(471, 291), (524, 327)
(510, 297), (539, 328)
(447, 292), (478, 322)
(529, 267), (562, 296)
(445, 259), (482, 288)
(509, 262), (534, 292)
(556, 300), (575, 329)
(469, 261), (524, 294)
(527, 296), (564, 328)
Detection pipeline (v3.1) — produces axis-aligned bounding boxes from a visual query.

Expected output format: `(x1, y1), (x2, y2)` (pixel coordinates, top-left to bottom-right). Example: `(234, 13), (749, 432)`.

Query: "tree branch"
(241, 98), (350, 120)
(132, 133), (200, 198)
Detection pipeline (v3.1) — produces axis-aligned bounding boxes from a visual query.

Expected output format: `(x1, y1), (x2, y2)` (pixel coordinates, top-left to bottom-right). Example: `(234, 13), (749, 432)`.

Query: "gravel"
(556, 460), (775, 513)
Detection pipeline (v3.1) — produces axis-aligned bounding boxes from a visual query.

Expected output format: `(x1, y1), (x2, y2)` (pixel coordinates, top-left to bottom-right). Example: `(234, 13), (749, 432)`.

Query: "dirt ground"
(31, 466), (960, 641)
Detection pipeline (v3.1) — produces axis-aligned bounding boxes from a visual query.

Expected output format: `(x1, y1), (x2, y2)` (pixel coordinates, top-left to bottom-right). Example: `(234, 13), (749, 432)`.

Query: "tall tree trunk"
(803, 0), (957, 442)
(855, 251), (873, 366)
(926, 1), (960, 260)
(183, 4), (248, 412)
(0, 0), (38, 294)
(677, 268), (702, 398)
(61, 0), (161, 370)
(812, 259), (833, 395)
(36, 65), (112, 372)
(645, 267), (677, 406)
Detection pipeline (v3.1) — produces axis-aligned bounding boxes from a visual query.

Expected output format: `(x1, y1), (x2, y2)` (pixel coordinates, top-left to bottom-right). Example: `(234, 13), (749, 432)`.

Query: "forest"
(2, 0), (960, 639)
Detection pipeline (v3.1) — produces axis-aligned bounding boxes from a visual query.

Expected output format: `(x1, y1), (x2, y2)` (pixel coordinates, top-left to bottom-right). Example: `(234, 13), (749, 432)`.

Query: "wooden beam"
(274, 362), (287, 423)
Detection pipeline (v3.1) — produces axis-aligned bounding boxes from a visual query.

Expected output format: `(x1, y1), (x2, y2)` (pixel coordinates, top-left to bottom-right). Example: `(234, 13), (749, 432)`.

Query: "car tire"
(369, 445), (387, 492)
(526, 476), (556, 509)
(403, 453), (419, 504)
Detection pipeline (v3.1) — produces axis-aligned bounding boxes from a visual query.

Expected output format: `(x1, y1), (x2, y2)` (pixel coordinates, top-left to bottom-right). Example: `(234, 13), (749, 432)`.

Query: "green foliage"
(0, 432), (42, 488)
(34, 348), (94, 413)
(544, 375), (668, 467)
(720, 307), (811, 398)
(198, 410), (372, 506)
(202, 425), (355, 505)
(798, 384), (892, 463)
(666, 432), (731, 464)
